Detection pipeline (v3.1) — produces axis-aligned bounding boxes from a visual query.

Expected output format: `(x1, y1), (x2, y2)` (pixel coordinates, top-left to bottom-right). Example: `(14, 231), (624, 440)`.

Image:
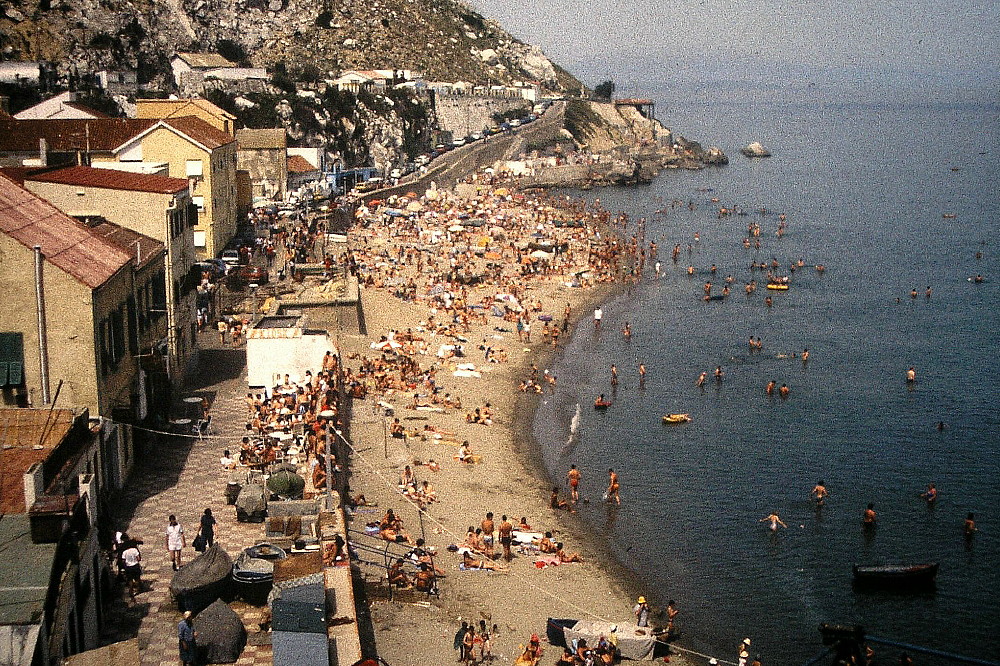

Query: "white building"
(13, 92), (109, 120)
(246, 315), (334, 389)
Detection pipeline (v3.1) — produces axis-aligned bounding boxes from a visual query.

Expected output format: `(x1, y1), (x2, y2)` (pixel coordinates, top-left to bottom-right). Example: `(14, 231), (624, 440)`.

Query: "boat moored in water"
(852, 562), (939, 589)
(662, 413), (691, 424)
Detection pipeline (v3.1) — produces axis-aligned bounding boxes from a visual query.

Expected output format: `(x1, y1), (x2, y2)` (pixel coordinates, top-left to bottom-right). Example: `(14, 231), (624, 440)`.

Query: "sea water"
(534, 80), (1000, 663)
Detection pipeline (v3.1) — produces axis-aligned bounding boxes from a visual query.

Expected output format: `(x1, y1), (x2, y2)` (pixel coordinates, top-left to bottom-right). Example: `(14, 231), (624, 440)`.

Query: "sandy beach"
(334, 174), (695, 665)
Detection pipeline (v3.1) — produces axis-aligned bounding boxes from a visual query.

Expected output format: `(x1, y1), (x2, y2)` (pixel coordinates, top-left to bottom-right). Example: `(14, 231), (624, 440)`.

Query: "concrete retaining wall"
(434, 95), (532, 137)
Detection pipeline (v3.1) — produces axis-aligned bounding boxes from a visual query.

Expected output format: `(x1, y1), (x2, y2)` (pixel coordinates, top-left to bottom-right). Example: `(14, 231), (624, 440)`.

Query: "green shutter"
(0, 333), (25, 387)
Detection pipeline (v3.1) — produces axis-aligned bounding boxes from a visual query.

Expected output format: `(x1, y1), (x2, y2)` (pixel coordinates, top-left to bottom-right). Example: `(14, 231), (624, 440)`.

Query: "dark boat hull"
(852, 563), (938, 590)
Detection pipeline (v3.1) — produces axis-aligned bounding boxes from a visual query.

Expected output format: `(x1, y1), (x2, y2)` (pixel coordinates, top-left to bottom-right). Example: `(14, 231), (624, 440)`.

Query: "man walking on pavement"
(178, 611), (198, 666)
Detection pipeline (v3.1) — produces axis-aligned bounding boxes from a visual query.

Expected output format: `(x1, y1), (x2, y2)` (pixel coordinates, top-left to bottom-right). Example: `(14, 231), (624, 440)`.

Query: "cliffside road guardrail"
(362, 101), (566, 202)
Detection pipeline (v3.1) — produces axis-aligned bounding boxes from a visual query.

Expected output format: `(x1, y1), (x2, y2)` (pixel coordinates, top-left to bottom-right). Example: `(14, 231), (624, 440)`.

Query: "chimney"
(39, 138), (47, 167)
(23, 462), (45, 512)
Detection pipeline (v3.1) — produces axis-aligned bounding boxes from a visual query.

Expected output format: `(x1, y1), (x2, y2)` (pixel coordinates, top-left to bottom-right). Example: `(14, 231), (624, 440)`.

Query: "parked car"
(220, 249), (240, 267)
(354, 177), (383, 193)
(239, 265), (269, 285)
(451, 137), (466, 147)
(228, 265), (269, 288)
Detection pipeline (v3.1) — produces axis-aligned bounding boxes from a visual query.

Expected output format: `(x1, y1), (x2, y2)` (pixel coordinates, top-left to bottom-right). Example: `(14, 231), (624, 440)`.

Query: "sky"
(471, 0), (999, 90)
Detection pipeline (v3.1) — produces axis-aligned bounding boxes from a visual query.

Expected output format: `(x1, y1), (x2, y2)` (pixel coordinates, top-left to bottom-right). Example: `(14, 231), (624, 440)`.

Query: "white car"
(220, 249), (240, 266)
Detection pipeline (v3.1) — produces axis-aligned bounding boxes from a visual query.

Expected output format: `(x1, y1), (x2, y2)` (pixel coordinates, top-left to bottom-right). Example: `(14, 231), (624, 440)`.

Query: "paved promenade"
(101, 331), (274, 666)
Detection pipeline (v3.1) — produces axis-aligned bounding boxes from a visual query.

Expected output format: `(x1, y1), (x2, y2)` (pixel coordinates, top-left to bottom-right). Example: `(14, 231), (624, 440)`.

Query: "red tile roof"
(0, 173), (130, 288)
(0, 408), (76, 514)
(15, 165), (189, 194)
(287, 155), (317, 173)
(0, 116), (155, 152)
(0, 115), (234, 155)
(89, 219), (164, 269)
(160, 116), (235, 150)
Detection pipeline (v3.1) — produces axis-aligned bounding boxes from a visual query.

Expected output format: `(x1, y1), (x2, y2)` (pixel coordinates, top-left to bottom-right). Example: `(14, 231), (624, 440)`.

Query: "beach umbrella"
(493, 188), (509, 196)
(530, 249), (554, 259)
(448, 224), (464, 232)
(406, 201), (422, 212)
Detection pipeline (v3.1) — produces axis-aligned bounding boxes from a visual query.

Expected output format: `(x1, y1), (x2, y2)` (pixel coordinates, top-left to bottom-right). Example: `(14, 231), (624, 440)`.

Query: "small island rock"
(741, 141), (772, 158)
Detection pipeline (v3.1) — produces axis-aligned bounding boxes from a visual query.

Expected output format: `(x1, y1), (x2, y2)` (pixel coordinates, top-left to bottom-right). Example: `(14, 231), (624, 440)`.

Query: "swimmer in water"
(811, 480), (828, 506)
(906, 367), (916, 383)
(920, 483), (938, 504)
(760, 512), (787, 531)
(862, 503), (877, 527)
(779, 384), (790, 398)
(964, 512), (977, 539)
(696, 372), (707, 388)
(765, 380), (776, 395)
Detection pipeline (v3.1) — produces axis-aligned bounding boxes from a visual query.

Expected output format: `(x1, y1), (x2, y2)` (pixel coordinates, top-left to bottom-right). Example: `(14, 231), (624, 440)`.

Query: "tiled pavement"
(101, 330), (276, 665)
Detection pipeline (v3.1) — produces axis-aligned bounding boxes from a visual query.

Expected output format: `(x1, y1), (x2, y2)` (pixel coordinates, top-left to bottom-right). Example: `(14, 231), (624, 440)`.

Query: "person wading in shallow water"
(811, 480), (828, 506)
(606, 468), (621, 505)
(566, 464), (581, 503)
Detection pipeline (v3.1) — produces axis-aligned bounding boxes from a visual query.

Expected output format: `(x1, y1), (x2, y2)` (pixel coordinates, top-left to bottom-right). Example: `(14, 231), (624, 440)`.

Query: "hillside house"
(13, 92), (109, 121)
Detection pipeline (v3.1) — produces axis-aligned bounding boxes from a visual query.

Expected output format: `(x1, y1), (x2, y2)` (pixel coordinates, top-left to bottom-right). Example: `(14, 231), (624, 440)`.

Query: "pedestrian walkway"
(101, 332), (274, 665)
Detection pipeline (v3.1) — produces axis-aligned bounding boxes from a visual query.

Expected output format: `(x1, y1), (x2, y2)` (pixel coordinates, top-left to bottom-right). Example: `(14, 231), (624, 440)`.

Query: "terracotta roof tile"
(0, 407), (75, 514)
(161, 116), (235, 150)
(287, 155), (318, 173)
(0, 174), (130, 288)
(16, 165), (189, 194)
(0, 116), (154, 152)
(89, 220), (164, 269)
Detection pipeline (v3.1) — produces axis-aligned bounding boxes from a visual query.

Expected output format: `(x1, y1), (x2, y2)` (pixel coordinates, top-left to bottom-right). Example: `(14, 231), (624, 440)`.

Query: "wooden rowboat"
(662, 413), (691, 424)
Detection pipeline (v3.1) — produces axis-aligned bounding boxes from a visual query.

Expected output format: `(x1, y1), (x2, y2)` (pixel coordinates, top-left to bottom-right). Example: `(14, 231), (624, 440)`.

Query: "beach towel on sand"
(533, 555), (563, 569)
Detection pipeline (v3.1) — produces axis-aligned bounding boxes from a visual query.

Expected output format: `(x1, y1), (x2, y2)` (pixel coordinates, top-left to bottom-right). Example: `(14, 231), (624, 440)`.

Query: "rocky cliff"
(0, 0), (581, 93)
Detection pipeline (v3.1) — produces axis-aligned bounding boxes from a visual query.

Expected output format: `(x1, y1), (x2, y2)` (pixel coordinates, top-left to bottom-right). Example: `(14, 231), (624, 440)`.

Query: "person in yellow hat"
(633, 596), (650, 627)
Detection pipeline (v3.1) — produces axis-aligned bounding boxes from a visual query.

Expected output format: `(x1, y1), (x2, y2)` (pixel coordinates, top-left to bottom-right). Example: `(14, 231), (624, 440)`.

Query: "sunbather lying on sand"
(462, 551), (506, 570)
